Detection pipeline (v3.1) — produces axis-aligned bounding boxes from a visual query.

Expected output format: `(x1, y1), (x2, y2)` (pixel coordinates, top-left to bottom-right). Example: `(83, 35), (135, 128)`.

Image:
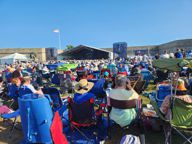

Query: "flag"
(53, 29), (60, 33)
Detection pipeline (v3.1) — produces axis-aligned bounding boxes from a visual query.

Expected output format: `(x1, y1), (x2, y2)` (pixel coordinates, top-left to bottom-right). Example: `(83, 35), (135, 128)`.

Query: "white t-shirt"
(160, 54), (170, 59)
(23, 84), (37, 93)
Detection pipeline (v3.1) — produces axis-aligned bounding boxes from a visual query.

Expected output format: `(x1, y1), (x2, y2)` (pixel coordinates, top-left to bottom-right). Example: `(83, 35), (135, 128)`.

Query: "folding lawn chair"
(92, 71), (100, 79)
(140, 70), (152, 88)
(1, 83), (21, 137)
(151, 99), (192, 144)
(127, 76), (141, 88)
(18, 85), (33, 97)
(42, 87), (63, 111)
(134, 80), (146, 94)
(51, 73), (60, 86)
(108, 98), (145, 144)
(68, 97), (97, 128)
(76, 70), (87, 81)
(67, 97), (106, 143)
(7, 83), (19, 101)
(155, 84), (172, 107)
(1, 109), (20, 137)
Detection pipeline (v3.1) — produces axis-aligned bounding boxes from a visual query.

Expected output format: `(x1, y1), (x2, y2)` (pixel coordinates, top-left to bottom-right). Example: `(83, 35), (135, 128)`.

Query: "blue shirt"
(90, 78), (106, 95)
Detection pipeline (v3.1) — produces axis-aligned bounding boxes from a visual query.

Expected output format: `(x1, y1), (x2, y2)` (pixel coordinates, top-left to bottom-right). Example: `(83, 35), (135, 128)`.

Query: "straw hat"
(74, 79), (94, 94)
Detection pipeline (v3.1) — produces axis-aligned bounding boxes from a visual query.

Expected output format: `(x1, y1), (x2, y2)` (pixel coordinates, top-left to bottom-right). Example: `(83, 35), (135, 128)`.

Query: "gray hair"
(115, 75), (128, 87)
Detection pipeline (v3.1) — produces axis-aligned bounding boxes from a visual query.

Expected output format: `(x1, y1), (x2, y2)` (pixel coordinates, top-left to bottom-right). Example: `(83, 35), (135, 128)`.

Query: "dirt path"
(0, 119), (22, 144)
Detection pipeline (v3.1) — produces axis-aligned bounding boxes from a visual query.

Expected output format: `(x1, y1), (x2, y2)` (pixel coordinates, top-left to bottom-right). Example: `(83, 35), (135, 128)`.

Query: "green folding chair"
(151, 98), (192, 144)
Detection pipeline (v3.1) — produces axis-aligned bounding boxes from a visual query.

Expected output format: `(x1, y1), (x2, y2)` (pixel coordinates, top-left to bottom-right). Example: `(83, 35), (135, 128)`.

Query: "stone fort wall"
(0, 48), (46, 62)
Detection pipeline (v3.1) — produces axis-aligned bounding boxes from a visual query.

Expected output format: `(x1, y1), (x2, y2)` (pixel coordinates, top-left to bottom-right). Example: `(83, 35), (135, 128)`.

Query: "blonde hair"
(11, 78), (20, 85)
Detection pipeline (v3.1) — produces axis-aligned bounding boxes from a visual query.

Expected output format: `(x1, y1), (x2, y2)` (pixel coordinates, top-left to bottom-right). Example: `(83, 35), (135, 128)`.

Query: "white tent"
(0, 53), (28, 64)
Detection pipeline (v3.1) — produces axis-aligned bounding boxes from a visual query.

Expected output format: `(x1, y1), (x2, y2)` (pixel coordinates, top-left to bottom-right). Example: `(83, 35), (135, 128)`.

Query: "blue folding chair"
(92, 71), (100, 79)
(42, 87), (63, 111)
(140, 70), (152, 88)
(51, 74), (60, 86)
(155, 84), (171, 107)
(7, 83), (19, 101)
(19, 85), (33, 97)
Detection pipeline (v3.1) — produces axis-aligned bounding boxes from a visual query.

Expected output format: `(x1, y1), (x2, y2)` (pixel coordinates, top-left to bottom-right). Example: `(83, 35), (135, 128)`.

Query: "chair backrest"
(92, 71), (100, 79)
(7, 83), (19, 100)
(109, 98), (138, 109)
(134, 80), (146, 94)
(171, 98), (192, 128)
(5, 72), (12, 82)
(76, 70), (87, 80)
(127, 76), (141, 88)
(42, 87), (62, 111)
(19, 85), (33, 97)
(140, 70), (151, 81)
(51, 74), (60, 85)
(68, 97), (95, 126)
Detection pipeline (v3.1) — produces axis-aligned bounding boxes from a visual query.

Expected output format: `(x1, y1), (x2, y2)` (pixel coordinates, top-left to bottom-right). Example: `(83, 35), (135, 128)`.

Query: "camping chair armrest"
(155, 93), (164, 102)
(1, 109), (20, 119)
(136, 98), (142, 117)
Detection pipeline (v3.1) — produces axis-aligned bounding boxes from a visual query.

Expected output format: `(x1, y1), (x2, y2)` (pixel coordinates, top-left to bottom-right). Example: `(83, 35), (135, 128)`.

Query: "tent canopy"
(46, 62), (65, 70)
(0, 53), (28, 64)
(57, 63), (78, 71)
(152, 58), (192, 72)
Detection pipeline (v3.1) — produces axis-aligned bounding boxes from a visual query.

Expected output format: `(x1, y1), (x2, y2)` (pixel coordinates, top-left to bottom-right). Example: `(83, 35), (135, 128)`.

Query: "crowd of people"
(0, 50), (192, 143)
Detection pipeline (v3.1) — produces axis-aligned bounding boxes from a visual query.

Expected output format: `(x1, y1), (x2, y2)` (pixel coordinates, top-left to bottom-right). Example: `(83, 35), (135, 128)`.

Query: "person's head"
(115, 75), (127, 88)
(17, 66), (23, 72)
(119, 63), (123, 68)
(22, 76), (32, 85)
(103, 71), (109, 78)
(11, 78), (21, 86)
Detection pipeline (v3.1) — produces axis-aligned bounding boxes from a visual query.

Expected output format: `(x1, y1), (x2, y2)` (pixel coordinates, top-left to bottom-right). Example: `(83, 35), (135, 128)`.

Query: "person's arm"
(27, 85), (43, 95)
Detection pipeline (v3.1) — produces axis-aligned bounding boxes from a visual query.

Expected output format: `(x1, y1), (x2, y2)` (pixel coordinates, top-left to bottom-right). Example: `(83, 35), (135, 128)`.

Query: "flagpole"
(58, 31), (62, 50)
(53, 29), (62, 50)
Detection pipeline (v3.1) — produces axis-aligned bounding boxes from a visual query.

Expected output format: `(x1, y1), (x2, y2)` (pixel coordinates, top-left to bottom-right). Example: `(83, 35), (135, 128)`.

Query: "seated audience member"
(160, 50), (170, 59)
(160, 79), (192, 119)
(73, 79), (95, 104)
(174, 48), (183, 59)
(12, 66), (23, 79)
(19, 76), (43, 96)
(6, 78), (21, 110)
(109, 75), (140, 127)
(90, 71), (112, 97)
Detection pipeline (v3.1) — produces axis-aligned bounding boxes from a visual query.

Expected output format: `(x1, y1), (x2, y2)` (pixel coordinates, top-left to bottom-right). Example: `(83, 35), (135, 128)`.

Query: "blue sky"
(0, 0), (192, 49)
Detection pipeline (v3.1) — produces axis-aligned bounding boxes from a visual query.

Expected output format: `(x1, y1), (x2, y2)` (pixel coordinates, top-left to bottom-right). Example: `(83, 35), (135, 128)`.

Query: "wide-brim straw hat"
(74, 79), (94, 94)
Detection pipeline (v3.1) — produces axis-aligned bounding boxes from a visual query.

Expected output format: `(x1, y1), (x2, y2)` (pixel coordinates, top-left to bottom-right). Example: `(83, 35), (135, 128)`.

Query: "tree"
(66, 45), (74, 50)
